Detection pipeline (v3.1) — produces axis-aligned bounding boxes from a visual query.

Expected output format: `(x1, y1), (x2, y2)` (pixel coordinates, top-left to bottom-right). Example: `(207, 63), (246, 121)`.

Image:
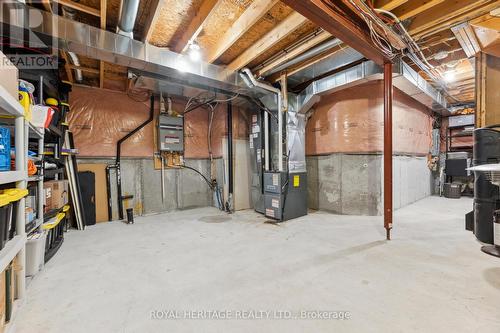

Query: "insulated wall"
(306, 81), (434, 215)
(68, 86), (250, 159)
(68, 86), (251, 218)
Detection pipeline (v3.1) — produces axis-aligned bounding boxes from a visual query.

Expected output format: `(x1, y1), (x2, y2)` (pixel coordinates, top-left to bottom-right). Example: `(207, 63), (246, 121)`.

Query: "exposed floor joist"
(100, 0), (107, 89)
(206, 0), (279, 63)
(52, 0), (100, 17)
(171, 0), (223, 54)
(392, 0), (446, 21)
(142, 0), (162, 43)
(375, 0), (408, 10)
(409, 0), (499, 39)
(282, 0), (390, 65)
(227, 12), (308, 71)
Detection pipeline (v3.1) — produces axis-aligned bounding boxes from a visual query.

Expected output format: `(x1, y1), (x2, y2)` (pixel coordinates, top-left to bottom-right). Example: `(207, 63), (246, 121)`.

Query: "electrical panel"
(158, 114), (184, 152)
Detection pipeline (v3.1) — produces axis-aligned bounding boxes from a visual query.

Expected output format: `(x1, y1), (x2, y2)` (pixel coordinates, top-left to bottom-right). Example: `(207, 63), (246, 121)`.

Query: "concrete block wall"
(307, 154), (432, 216)
(77, 158), (212, 220)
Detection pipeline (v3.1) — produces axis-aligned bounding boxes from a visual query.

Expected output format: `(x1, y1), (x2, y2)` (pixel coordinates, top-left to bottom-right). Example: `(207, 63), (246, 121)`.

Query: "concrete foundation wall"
(77, 158), (212, 220)
(307, 154), (432, 216)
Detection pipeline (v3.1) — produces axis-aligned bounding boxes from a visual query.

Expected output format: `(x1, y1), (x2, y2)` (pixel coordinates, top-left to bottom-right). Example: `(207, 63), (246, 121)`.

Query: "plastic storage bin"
(0, 194), (12, 250)
(3, 189), (28, 240)
(43, 212), (66, 263)
(0, 127), (11, 171)
(444, 183), (462, 199)
(26, 231), (47, 276)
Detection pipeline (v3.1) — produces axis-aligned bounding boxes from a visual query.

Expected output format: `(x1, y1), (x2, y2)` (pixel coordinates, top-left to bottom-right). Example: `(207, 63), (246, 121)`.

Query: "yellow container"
(18, 90), (32, 121)
(0, 194), (11, 208)
(2, 189), (29, 202)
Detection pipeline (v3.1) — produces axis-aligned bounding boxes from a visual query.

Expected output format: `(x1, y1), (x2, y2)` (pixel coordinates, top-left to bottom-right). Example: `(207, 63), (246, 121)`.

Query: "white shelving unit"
(0, 77), (28, 327)
(26, 119), (44, 236)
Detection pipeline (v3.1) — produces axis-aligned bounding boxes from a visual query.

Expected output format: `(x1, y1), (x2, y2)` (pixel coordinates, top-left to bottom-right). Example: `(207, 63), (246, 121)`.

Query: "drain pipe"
(241, 68), (283, 172)
(114, 94), (155, 220)
(117, 0), (140, 38)
(226, 102), (233, 212)
(61, 6), (83, 82)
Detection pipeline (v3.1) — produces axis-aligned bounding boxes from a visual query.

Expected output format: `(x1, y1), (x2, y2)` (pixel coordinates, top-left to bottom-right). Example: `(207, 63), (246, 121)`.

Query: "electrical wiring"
(175, 164), (214, 190)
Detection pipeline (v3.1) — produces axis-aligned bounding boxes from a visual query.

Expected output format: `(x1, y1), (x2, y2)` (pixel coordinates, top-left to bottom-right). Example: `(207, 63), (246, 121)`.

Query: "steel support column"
(384, 62), (393, 240)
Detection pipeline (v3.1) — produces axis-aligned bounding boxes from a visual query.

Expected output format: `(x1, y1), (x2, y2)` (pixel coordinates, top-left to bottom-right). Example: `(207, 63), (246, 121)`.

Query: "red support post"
(384, 62), (393, 240)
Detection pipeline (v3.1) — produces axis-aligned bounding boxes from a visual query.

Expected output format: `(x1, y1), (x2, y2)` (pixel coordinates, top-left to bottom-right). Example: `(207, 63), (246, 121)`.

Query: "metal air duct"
(294, 59), (449, 114)
(117, 0), (140, 38)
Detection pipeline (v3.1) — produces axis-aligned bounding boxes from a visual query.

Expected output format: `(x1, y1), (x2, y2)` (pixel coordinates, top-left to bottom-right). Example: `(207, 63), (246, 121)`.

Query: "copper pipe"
(384, 62), (393, 240)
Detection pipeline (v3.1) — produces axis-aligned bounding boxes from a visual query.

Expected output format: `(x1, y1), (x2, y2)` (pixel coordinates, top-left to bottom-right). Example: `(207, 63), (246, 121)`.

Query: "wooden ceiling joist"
(99, 0), (107, 89)
(60, 51), (74, 83)
(207, 0), (279, 63)
(52, 0), (100, 17)
(392, 0), (445, 21)
(142, 0), (162, 43)
(282, 0), (390, 65)
(172, 0), (223, 54)
(227, 12), (308, 71)
(256, 30), (331, 77)
(67, 64), (100, 74)
(409, 0), (499, 39)
(375, 0), (408, 10)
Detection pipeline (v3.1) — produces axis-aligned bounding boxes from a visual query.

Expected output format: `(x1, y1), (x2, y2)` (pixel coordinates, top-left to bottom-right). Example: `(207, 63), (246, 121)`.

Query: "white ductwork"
(117, 0), (140, 39)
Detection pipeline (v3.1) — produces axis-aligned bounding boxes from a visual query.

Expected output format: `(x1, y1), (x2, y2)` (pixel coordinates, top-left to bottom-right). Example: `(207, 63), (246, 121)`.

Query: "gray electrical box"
(158, 114), (184, 152)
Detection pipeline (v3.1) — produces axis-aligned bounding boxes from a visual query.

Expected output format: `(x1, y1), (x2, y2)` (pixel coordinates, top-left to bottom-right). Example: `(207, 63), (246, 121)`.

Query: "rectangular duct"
(295, 60), (449, 114)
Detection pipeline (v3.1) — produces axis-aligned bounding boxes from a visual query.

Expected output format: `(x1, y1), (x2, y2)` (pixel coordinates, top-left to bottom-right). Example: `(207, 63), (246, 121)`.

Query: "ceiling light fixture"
(188, 43), (201, 62)
(443, 71), (456, 82)
(433, 50), (449, 60)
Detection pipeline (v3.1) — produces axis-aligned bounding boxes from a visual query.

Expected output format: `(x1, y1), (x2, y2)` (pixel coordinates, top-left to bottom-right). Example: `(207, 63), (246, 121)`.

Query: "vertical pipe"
(227, 102), (233, 209)
(264, 111), (269, 171)
(384, 62), (393, 240)
(277, 94), (283, 172)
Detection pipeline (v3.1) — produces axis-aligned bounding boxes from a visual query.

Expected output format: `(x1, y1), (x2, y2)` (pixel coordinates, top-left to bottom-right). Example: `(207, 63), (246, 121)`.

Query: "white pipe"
(241, 68), (283, 172)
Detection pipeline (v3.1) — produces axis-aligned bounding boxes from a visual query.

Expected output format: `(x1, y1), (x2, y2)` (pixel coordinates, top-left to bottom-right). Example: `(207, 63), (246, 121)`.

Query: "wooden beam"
(52, 0), (100, 17)
(375, 0), (408, 10)
(67, 64), (100, 74)
(256, 30), (331, 77)
(227, 12), (308, 70)
(409, 0), (498, 39)
(282, 0), (390, 65)
(142, 0), (162, 42)
(392, 0), (445, 21)
(206, 0), (279, 63)
(100, 0), (106, 88)
(172, 0), (223, 53)
(60, 51), (74, 83)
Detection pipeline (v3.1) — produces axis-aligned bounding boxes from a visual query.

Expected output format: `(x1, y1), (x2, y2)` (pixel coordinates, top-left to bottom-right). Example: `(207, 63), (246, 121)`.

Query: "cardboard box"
(0, 50), (19, 101)
(44, 180), (69, 212)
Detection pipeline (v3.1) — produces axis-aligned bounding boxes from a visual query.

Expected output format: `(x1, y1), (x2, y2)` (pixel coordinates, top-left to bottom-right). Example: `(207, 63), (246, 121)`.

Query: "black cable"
(176, 165), (214, 190)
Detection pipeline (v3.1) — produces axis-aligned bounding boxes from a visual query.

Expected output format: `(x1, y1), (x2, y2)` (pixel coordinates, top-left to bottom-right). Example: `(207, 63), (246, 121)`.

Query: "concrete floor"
(16, 196), (500, 332)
